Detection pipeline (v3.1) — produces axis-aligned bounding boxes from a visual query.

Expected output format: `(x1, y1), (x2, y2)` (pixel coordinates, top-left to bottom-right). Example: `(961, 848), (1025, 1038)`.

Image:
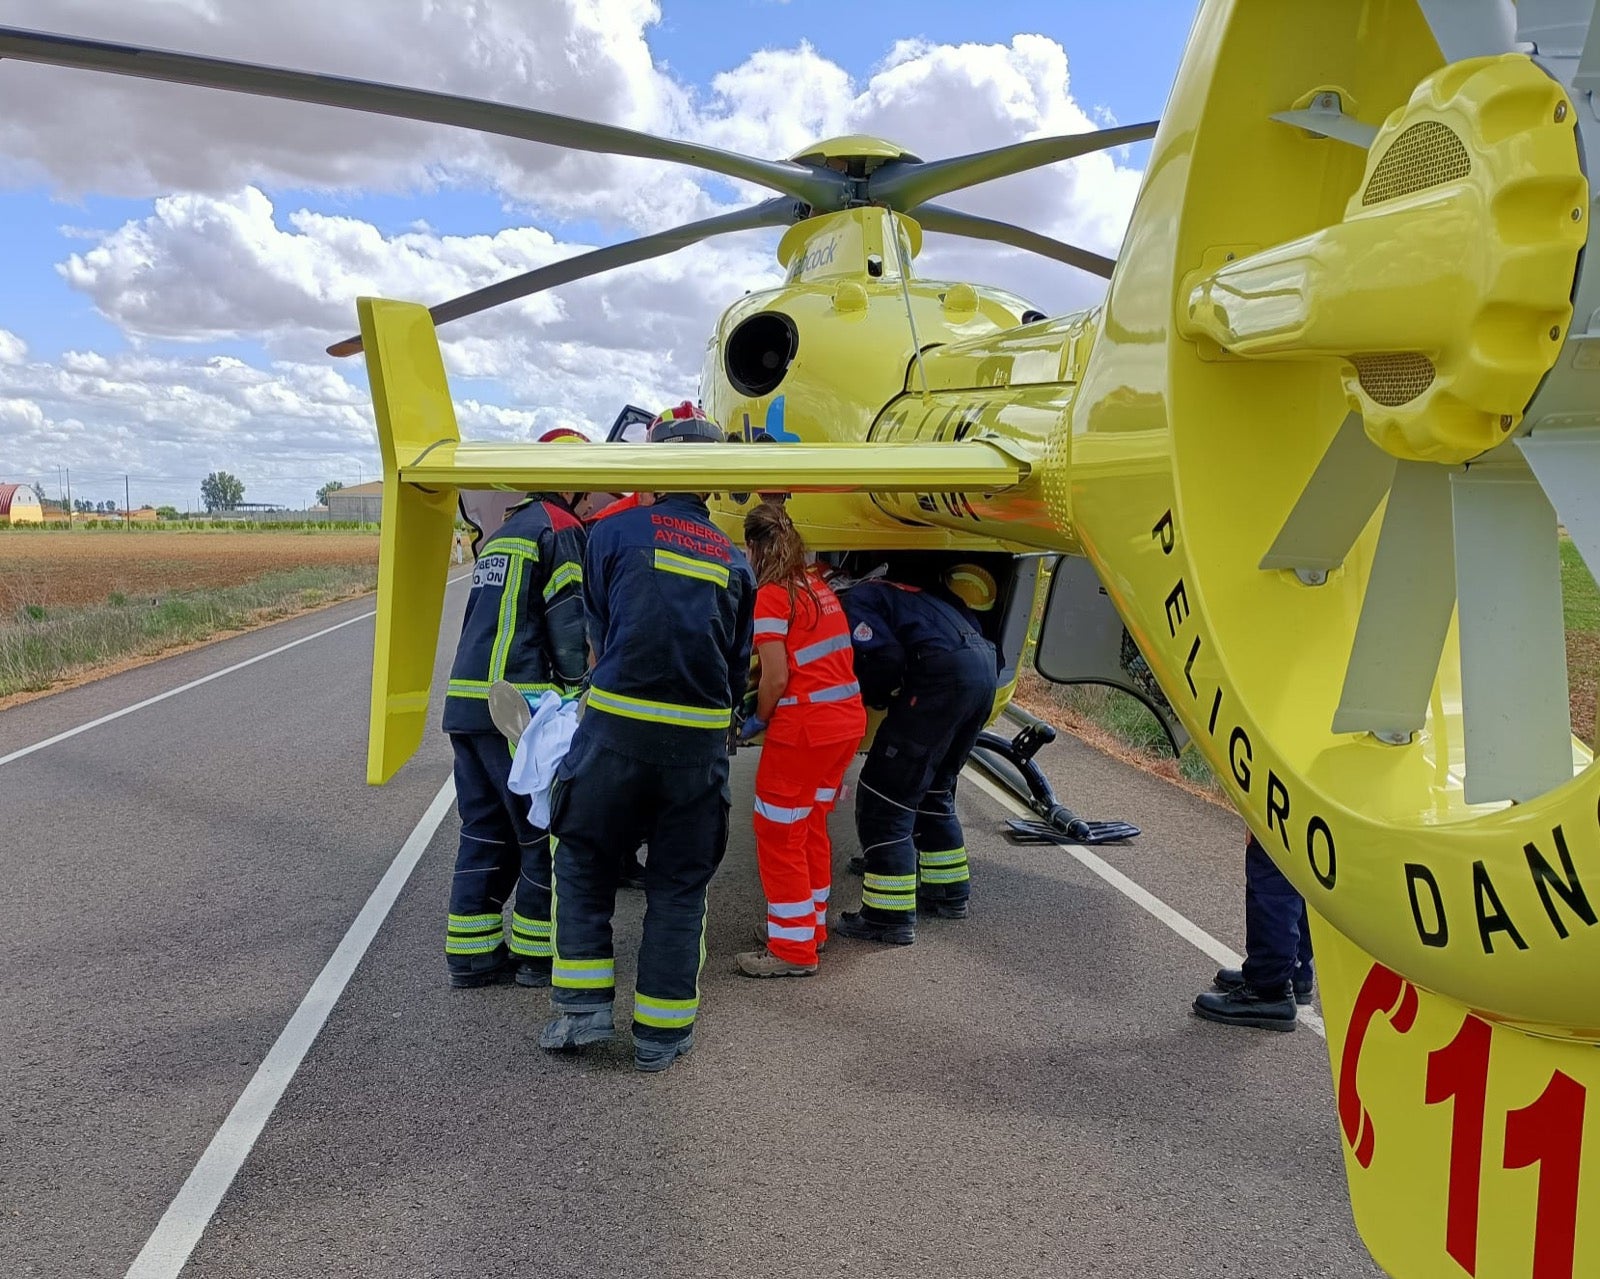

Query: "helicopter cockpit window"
(605, 403), (655, 443)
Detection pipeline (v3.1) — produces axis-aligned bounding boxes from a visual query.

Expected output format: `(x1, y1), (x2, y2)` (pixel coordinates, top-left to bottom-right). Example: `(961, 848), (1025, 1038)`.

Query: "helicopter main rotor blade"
(911, 202), (1116, 278)
(327, 197), (803, 357)
(0, 26), (842, 208)
(868, 119), (1159, 212)
(1415, 0), (1516, 62)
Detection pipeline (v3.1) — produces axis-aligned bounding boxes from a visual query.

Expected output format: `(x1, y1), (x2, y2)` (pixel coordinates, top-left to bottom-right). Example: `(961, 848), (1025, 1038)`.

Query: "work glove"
(737, 714), (767, 744)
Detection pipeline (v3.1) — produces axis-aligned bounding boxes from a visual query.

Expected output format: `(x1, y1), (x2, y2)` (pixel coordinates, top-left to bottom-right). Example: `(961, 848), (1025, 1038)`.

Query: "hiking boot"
(514, 958), (552, 988)
(1214, 966), (1314, 1006)
(448, 946), (516, 989)
(736, 948), (818, 978)
(918, 896), (970, 920)
(488, 680), (533, 745)
(1193, 982), (1298, 1032)
(752, 924), (826, 953)
(634, 1034), (694, 1073)
(538, 1007), (615, 1050)
(833, 910), (915, 946)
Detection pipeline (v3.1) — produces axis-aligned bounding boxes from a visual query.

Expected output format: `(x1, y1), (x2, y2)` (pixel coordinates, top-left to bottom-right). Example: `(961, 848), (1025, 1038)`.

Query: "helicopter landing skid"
(969, 715), (1140, 847)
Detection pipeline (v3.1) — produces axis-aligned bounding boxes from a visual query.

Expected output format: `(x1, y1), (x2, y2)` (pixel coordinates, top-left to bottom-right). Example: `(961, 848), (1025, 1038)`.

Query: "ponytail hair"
(743, 500), (820, 623)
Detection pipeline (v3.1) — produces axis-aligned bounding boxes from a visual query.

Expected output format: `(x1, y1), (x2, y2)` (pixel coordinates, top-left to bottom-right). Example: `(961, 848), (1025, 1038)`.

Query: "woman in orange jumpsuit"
(734, 501), (866, 978)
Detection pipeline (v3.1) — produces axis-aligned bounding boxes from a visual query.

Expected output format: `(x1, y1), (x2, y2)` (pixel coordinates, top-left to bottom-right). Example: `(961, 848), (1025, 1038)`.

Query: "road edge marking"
(961, 766), (1326, 1038)
(124, 773), (458, 1279)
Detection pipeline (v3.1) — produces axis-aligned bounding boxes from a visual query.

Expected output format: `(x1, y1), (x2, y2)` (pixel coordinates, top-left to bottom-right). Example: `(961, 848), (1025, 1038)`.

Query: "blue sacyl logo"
(738, 395), (799, 443)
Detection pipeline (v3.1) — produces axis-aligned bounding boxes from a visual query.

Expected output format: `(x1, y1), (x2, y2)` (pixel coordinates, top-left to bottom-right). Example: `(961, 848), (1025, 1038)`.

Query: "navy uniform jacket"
(840, 579), (997, 709)
(443, 496), (588, 735)
(581, 494), (755, 763)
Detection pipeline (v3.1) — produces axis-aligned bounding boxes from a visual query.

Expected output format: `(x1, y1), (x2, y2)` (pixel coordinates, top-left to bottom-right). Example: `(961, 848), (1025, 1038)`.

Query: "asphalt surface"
(0, 581), (1384, 1279)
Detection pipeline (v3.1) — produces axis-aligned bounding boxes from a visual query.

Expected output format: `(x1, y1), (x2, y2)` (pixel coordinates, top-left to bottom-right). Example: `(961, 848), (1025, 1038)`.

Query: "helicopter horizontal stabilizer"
(359, 296), (1031, 783)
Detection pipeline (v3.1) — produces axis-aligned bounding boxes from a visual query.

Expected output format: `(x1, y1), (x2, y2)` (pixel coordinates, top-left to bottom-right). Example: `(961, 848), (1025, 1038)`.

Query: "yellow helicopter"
(9, 2), (1600, 1274)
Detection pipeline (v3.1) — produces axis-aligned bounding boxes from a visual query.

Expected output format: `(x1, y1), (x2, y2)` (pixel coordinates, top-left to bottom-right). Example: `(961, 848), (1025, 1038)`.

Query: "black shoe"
(833, 910), (915, 946)
(448, 947), (516, 989)
(514, 958), (552, 988)
(846, 856), (866, 877)
(918, 896), (969, 920)
(1214, 966), (1314, 1006)
(1193, 983), (1298, 1032)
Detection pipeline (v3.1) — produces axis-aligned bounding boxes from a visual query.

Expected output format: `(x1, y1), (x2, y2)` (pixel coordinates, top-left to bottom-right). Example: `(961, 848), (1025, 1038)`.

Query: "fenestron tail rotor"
(0, 23), (1157, 340)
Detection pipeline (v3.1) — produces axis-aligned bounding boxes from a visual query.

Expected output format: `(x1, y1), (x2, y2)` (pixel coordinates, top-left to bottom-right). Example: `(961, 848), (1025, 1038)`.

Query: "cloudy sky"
(0, 0), (1196, 511)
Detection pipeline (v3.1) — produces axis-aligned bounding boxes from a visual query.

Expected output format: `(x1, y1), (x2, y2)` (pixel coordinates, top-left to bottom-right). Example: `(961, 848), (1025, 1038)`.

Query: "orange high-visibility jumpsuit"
(751, 571), (867, 964)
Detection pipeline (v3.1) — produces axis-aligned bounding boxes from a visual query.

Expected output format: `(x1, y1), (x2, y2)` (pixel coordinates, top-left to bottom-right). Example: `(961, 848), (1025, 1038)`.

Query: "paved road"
(0, 583), (1383, 1278)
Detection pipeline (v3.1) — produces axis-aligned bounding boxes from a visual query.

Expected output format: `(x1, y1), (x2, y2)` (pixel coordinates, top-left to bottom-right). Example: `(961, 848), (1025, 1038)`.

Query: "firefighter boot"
(833, 910), (915, 946)
(538, 1006), (615, 1050)
(449, 945), (516, 989)
(634, 1034), (694, 1073)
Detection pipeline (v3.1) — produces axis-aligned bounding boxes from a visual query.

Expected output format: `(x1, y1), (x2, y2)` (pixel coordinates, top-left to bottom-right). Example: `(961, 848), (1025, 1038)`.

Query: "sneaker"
(514, 958), (552, 988)
(736, 948), (818, 978)
(1193, 983), (1297, 1032)
(538, 1007), (615, 1050)
(918, 896), (970, 920)
(752, 924), (827, 953)
(448, 946), (516, 989)
(488, 680), (533, 745)
(1214, 966), (1314, 1006)
(634, 1034), (694, 1073)
(832, 910), (915, 946)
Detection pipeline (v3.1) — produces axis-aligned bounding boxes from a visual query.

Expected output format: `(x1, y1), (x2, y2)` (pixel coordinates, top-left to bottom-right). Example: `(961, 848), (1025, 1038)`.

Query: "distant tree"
(73, 498), (93, 513)
(200, 471), (245, 512)
(156, 505), (180, 520)
(95, 500), (115, 514)
(316, 480), (345, 506)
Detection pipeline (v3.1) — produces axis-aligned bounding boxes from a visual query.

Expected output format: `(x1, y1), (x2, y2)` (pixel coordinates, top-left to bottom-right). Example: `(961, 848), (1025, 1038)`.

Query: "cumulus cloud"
(0, 1), (1150, 504)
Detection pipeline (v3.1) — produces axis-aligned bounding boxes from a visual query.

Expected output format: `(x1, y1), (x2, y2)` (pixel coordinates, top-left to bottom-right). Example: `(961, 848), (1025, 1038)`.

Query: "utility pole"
(124, 474), (131, 530)
(65, 466), (72, 529)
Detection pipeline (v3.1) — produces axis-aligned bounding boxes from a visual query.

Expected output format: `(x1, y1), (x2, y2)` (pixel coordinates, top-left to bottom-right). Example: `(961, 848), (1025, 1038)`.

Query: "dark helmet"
(648, 400), (724, 445)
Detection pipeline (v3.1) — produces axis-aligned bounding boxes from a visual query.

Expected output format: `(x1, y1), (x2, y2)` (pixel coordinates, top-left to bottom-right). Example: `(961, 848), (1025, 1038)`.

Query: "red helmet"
(648, 401), (723, 445)
(537, 427), (588, 443)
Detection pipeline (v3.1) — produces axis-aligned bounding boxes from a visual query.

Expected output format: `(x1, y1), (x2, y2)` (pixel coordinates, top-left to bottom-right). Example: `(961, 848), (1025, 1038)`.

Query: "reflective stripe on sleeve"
(653, 548), (731, 587)
(543, 562), (582, 601)
(492, 537), (541, 559)
(447, 678), (559, 700)
(753, 617), (789, 638)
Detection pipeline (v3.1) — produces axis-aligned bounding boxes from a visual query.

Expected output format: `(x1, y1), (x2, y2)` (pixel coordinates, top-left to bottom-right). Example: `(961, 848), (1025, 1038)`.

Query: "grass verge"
(0, 563), (378, 698)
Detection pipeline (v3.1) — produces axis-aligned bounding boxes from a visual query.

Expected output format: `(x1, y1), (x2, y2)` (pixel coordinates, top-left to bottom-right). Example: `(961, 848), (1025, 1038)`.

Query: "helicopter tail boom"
(359, 296), (1033, 782)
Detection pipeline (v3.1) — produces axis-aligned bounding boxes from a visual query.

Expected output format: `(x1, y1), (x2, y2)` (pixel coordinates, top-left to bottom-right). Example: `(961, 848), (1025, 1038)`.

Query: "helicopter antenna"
(887, 214), (931, 402)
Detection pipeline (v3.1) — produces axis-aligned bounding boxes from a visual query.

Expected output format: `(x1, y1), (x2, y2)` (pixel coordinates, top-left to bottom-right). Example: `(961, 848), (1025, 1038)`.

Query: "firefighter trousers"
(549, 731), (731, 1046)
(446, 732), (552, 972)
(854, 646), (994, 923)
(752, 735), (858, 964)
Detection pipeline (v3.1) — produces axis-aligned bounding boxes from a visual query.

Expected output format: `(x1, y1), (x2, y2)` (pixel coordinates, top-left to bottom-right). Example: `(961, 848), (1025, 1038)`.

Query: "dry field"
(0, 530), (378, 614)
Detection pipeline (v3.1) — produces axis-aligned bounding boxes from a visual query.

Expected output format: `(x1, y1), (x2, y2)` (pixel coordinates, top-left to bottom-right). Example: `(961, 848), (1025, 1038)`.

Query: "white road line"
(962, 766), (1326, 1039)
(125, 775), (458, 1279)
(1, 573), (472, 770)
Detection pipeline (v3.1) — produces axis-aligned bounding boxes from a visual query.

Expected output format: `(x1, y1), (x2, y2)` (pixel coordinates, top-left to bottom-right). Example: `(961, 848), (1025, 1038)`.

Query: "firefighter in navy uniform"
(543, 406), (756, 1072)
(837, 567), (999, 944)
(442, 487), (588, 988)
